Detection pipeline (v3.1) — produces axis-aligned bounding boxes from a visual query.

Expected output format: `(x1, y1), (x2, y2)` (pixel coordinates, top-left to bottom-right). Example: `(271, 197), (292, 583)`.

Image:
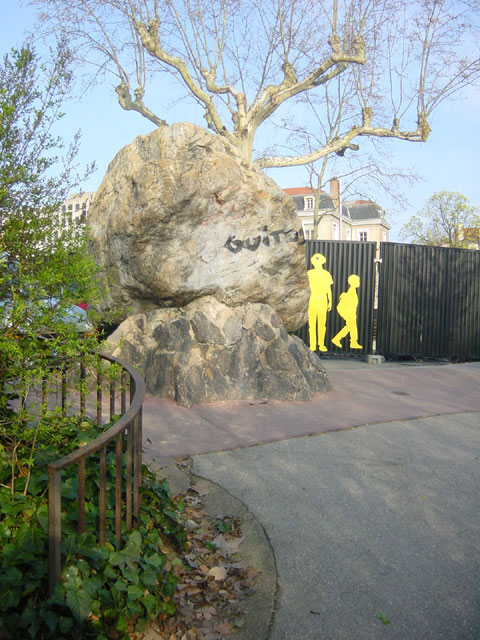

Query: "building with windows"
(461, 228), (480, 249)
(56, 191), (96, 237)
(284, 179), (391, 243)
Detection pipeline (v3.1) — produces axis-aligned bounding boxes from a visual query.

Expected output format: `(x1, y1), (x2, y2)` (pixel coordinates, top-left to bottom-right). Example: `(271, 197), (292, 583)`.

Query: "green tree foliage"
(0, 41), (99, 485)
(400, 191), (480, 248)
(0, 43), (190, 639)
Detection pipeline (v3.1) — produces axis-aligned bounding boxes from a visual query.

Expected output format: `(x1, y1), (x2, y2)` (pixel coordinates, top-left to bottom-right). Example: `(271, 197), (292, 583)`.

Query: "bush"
(0, 411), (186, 639)
(0, 41), (185, 639)
(0, 40), (102, 493)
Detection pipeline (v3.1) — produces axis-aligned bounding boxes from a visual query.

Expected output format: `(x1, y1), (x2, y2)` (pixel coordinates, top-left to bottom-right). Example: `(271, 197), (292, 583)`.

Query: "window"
(346, 228), (352, 240)
(332, 222), (339, 240)
(358, 230), (368, 242)
(305, 196), (314, 210)
(302, 223), (314, 240)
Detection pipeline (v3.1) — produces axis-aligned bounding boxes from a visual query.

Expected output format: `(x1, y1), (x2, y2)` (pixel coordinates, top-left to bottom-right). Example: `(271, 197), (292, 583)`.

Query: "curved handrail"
(47, 352), (145, 471)
(47, 351), (146, 594)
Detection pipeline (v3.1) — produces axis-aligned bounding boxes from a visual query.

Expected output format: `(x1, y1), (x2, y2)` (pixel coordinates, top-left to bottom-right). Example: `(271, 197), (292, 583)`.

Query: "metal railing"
(47, 352), (146, 594)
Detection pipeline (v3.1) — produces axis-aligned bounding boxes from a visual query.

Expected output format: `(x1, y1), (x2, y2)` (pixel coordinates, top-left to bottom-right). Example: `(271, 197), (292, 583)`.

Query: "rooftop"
(283, 187), (315, 195)
(283, 185), (391, 229)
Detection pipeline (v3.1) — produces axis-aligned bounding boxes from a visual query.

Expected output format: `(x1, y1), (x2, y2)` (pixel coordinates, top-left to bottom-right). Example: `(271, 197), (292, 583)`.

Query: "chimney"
(330, 177), (340, 211)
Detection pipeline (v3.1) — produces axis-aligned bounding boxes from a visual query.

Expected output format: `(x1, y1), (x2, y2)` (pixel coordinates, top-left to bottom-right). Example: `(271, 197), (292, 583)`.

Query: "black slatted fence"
(376, 242), (480, 358)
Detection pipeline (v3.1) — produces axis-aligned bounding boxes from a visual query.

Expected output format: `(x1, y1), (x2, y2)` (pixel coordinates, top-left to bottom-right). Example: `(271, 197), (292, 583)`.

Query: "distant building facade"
(453, 227), (480, 250)
(56, 191), (96, 237)
(284, 178), (391, 243)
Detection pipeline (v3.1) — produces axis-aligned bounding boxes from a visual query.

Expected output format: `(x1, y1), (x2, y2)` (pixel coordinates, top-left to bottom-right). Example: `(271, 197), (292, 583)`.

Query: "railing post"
(48, 466), (62, 595)
(126, 422), (133, 530)
(115, 433), (122, 546)
(78, 457), (86, 534)
(80, 362), (86, 417)
(99, 446), (107, 545)
(121, 370), (126, 416)
(96, 359), (102, 426)
(133, 406), (143, 527)
(126, 372), (135, 530)
(41, 374), (47, 412)
(109, 365), (115, 421)
(61, 364), (67, 417)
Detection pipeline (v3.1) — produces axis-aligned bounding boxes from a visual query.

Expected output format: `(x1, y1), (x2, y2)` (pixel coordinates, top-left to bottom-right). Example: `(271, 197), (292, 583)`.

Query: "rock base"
(105, 297), (329, 407)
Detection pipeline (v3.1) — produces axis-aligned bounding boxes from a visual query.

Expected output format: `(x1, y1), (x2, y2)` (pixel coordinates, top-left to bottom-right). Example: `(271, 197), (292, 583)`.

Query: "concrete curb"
(145, 454), (277, 640)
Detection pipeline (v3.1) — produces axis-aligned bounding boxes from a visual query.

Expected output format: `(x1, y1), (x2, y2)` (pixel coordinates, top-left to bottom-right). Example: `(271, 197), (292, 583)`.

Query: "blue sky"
(2, 1), (479, 241)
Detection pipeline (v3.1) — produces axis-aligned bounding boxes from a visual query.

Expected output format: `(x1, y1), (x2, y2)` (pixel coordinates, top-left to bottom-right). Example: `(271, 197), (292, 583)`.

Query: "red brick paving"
(142, 362), (480, 458)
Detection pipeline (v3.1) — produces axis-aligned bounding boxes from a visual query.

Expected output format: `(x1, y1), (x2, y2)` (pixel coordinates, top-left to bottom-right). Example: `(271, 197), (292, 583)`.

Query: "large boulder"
(89, 123), (308, 332)
(105, 297), (329, 407)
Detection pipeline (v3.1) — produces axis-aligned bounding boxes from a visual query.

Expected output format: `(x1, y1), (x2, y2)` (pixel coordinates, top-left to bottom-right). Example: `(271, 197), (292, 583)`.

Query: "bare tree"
(305, 151), (418, 239)
(268, 57), (418, 237)
(32, 0), (480, 169)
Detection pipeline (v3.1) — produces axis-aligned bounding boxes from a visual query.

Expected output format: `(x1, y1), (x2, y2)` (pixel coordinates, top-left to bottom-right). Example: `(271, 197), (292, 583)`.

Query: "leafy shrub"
(0, 413), (186, 639)
(0, 41), (186, 639)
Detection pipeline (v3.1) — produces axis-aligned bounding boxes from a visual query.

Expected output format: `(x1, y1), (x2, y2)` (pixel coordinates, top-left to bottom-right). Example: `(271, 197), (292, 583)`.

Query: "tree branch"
(115, 81), (167, 127)
(256, 114), (429, 168)
(134, 17), (238, 145)
(248, 34), (365, 135)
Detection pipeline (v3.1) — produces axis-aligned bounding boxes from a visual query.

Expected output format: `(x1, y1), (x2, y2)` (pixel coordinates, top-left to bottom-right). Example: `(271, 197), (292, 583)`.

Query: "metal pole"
(48, 467), (62, 595)
(338, 177), (343, 240)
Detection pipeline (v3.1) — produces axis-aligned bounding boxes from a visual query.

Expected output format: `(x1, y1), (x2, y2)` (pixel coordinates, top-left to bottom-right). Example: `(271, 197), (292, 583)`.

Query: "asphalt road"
(193, 412), (480, 639)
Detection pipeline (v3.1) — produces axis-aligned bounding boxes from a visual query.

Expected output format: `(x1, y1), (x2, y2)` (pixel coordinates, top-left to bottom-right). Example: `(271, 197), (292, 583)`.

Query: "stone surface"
(105, 297), (329, 406)
(89, 122), (308, 332)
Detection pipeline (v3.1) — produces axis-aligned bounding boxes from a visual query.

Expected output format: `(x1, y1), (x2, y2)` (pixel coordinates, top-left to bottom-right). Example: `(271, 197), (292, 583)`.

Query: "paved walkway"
(142, 359), (480, 639)
(143, 360), (480, 458)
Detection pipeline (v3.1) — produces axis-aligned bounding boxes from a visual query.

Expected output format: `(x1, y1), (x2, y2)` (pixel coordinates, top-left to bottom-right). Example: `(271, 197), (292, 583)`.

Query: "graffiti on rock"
(224, 226), (305, 254)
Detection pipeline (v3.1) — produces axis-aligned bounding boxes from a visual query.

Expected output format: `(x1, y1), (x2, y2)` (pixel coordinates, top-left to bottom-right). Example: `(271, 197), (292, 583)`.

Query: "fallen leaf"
(213, 535), (245, 556)
(198, 564), (211, 575)
(376, 612), (392, 625)
(184, 553), (200, 569)
(185, 495), (203, 508)
(207, 566), (227, 581)
(233, 617), (246, 628)
(198, 606), (216, 621)
(153, 485), (258, 640)
(185, 519), (199, 531)
(185, 508), (204, 519)
(244, 566), (259, 585)
(177, 584), (203, 596)
(192, 481), (210, 496)
(213, 621), (233, 634)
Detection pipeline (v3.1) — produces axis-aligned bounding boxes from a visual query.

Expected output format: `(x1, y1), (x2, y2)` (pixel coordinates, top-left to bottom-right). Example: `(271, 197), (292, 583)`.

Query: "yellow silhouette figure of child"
(307, 253), (333, 352)
(331, 274), (363, 349)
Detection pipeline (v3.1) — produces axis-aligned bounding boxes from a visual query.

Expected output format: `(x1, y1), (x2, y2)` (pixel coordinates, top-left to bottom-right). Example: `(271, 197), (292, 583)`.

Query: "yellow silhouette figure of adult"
(331, 274), (363, 349)
(307, 253), (333, 352)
